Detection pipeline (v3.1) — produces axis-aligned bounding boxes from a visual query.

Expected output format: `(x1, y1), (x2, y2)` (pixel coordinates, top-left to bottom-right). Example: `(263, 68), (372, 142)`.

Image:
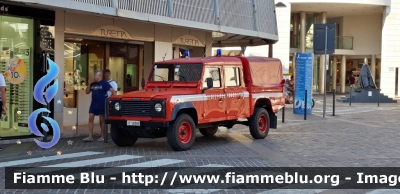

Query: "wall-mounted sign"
(0, 5), (9, 13)
(173, 35), (204, 47)
(91, 26), (134, 40)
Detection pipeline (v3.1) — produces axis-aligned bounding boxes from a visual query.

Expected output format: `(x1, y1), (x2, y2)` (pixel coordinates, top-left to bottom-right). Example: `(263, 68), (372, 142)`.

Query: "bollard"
(349, 86), (352, 106)
(104, 95), (108, 143)
(282, 106), (285, 123)
(378, 88), (380, 107)
(333, 89), (336, 116)
(304, 90), (307, 120)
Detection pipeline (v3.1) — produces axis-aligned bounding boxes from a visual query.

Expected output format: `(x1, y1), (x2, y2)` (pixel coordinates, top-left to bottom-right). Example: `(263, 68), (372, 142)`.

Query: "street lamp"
(212, 32), (226, 38)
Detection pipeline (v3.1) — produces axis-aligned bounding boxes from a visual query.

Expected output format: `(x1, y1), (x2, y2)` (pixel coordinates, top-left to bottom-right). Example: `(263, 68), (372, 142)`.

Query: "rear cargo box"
(237, 57), (283, 88)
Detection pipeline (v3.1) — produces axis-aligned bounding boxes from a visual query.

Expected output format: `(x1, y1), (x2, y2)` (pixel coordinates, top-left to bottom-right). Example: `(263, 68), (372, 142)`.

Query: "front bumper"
(105, 119), (169, 128)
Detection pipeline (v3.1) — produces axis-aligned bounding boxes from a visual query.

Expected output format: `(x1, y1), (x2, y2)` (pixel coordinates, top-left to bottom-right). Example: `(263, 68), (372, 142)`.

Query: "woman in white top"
(104, 69), (118, 97)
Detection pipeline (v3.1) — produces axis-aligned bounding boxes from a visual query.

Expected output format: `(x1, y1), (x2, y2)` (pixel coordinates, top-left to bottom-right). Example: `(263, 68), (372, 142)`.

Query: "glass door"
(109, 57), (124, 95)
(126, 63), (138, 92)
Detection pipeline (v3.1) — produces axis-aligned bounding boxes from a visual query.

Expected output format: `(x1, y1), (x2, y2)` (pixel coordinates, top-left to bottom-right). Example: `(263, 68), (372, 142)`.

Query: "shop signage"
(173, 35), (204, 47)
(5, 57), (27, 84)
(293, 52), (313, 115)
(91, 26), (134, 40)
(0, 5), (9, 13)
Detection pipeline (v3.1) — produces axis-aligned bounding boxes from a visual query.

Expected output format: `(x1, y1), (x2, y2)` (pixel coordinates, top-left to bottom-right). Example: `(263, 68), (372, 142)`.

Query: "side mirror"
(141, 77), (145, 89)
(206, 77), (213, 89)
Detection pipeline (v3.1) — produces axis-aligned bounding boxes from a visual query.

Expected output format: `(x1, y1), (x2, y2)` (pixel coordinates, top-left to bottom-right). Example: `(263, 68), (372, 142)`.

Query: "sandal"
(97, 138), (104, 142)
(82, 137), (93, 142)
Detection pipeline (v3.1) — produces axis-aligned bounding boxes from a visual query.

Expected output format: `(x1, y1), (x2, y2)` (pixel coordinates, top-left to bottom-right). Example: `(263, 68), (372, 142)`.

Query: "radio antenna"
(202, 37), (216, 59)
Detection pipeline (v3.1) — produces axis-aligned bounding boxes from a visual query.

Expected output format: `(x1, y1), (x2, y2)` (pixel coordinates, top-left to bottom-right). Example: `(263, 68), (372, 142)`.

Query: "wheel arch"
(253, 98), (277, 129)
(170, 102), (198, 124)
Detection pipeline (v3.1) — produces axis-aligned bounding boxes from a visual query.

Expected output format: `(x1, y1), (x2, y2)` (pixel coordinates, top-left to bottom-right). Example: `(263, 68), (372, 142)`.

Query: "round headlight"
(155, 103), (162, 112)
(114, 102), (120, 111)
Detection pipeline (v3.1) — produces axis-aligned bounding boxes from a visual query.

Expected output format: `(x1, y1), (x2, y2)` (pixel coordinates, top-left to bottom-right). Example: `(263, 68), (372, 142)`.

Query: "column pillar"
(54, 10), (65, 131)
(205, 32), (213, 57)
(299, 12), (306, 53)
(268, 44), (273, 58)
(318, 12), (327, 94)
(332, 56), (337, 92)
(143, 42), (154, 82)
(371, 55), (376, 81)
(341, 55), (346, 93)
(293, 14), (299, 48)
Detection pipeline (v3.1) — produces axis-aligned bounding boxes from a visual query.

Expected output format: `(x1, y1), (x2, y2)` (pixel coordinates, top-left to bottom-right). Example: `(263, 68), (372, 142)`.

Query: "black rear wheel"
(249, 108), (270, 139)
(199, 126), (218, 136)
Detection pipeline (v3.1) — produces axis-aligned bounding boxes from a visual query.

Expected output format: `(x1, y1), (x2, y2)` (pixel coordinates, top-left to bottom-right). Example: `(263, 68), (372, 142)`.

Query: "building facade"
(1, 0), (278, 139)
(216, 0), (398, 97)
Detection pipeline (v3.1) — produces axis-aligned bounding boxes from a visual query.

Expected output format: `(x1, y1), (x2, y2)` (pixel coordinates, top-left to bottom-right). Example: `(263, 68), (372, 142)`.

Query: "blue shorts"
(89, 108), (104, 116)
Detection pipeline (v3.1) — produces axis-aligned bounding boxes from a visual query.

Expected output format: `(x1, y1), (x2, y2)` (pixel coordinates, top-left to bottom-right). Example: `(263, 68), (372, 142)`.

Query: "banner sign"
(294, 53), (313, 114)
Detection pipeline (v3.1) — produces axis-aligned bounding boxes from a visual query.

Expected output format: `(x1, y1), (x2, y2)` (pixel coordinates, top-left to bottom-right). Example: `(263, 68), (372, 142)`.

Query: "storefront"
(63, 37), (142, 127)
(0, 3), (55, 139)
(61, 12), (210, 127)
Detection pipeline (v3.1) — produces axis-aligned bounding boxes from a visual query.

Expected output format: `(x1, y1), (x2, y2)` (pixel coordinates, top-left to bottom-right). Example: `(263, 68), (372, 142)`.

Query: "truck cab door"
(202, 66), (226, 122)
(223, 66), (246, 119)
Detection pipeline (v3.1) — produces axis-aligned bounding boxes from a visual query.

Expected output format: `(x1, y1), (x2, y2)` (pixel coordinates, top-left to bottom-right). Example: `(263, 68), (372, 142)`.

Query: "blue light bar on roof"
(216, 49), (222, 57)
(184, 50), (190, 58)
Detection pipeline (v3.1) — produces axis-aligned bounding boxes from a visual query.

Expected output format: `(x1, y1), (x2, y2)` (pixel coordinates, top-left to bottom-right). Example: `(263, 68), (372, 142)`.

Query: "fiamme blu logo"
(27, 58), (60, 149)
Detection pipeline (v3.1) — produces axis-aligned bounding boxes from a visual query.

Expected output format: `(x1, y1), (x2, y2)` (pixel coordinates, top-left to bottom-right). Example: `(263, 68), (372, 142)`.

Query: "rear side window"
(224, 67), (241, 87)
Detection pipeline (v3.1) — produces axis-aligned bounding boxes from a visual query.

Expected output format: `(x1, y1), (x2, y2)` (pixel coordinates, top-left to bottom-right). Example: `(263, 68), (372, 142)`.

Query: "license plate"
(127, 120), (140, 126)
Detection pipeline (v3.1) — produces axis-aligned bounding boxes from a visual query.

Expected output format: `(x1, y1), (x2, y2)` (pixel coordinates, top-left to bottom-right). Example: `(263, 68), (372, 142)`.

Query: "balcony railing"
(335, 36), (353, 50)
(290, 35), (353, 50)
(69, 0), (278, 35)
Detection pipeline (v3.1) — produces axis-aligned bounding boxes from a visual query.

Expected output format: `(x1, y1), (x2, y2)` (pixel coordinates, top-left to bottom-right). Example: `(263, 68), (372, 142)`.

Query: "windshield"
(150, 64), (203, 82)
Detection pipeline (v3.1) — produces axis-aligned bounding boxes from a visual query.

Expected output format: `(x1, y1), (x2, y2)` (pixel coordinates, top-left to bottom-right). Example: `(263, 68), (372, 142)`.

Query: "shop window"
(88, 43), (104, 82)
(0, 16), (34, 137)
(224, 67), (241, 87)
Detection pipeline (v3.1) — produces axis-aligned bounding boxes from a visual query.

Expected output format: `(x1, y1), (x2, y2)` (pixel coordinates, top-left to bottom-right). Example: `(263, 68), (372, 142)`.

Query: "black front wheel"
(312, 99), (315, 108)
(111, 125), (138, 147)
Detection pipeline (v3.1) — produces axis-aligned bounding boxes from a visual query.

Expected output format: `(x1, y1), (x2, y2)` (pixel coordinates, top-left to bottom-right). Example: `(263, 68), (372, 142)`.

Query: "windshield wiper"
(154, 75), (166, 82)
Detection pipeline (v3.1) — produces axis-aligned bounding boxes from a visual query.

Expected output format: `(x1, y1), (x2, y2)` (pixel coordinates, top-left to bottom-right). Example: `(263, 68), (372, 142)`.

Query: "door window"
(203, 67), (221, 88)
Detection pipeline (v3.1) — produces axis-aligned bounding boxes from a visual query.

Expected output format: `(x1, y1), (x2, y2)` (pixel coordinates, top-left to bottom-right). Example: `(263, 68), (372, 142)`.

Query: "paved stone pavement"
(0, 94), (399, 194)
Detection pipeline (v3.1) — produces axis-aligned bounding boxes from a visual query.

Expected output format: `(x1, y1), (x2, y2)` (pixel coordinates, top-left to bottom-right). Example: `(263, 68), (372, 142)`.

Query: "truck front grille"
(121, 101), (150, 116)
